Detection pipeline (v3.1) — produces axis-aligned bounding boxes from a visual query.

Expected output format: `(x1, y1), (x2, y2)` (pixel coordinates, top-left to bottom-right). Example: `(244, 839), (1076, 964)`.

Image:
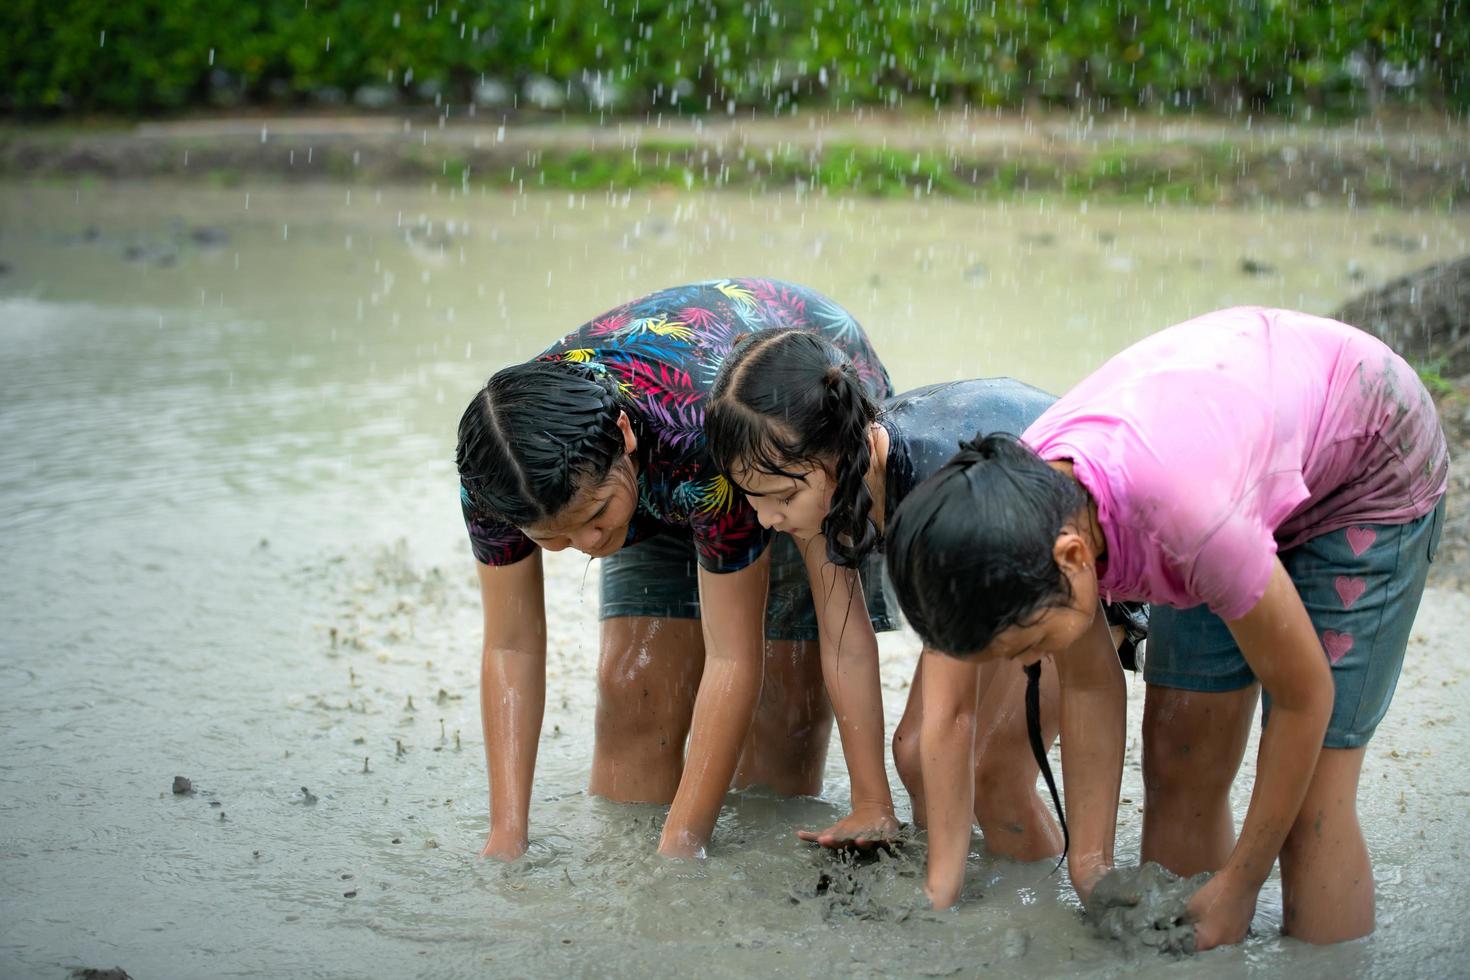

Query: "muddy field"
(1, 176), (1467, 978)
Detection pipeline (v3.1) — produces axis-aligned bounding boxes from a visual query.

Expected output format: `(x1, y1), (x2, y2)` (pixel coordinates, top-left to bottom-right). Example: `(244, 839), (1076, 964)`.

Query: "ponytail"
(819, 361), (879, 565)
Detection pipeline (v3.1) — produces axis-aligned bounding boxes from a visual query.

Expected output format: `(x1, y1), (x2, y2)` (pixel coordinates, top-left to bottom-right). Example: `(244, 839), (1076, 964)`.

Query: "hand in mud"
(481, 827), (528, 861)
(924, 877), (962, 911)
(1186, 871), (1256, 951)
(796, 805), (901, 850)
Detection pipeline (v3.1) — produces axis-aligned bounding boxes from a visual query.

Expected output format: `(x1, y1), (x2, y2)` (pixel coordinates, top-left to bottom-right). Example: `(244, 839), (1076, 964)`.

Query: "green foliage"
(1417, 360), (1456, 399)
(2, 0), (1466, 115)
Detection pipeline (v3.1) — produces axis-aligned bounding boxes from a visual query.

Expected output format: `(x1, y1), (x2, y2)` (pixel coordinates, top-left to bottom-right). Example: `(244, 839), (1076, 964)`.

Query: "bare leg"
(1141, 684), (1259, 874)
(971, 657), (1065, 861)
(589, 616), (705, 803)
(736, 639), (833, 795)
(893, 655), (927, 824)
(1280, 746), (1374, 943)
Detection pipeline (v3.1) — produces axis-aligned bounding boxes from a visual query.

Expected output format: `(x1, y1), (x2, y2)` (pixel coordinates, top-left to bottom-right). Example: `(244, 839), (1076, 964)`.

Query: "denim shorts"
(599, 531), (895, 642)
(1144, 499), (1445, 749)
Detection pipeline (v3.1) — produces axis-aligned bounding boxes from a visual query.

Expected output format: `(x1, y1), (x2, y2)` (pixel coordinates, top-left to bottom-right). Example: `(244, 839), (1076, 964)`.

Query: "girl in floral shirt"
(457, 278), (892, 860)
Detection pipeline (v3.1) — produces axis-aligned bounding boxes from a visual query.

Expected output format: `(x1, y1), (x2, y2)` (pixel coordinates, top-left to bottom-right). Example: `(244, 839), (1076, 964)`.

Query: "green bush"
(2, 0), (1466, 116)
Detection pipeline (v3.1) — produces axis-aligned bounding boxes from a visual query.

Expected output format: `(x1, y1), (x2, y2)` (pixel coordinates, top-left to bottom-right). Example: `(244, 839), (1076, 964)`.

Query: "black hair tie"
(1025, 660), (1069, 872)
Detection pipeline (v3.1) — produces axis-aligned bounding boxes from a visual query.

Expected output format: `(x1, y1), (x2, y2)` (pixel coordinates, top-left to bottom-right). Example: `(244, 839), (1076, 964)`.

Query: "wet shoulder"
(884, 378), (1058, 490)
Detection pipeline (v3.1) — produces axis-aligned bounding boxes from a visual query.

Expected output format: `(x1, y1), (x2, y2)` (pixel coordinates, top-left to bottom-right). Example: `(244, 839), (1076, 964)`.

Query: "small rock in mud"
(190, 226), (229, 247)
(70, 969), (131, 980)
(171, 776), (193, 795)
(1085, 862), (1211, 956)
(1239, 257), (1276, 276)
(292, 786), (318, 805)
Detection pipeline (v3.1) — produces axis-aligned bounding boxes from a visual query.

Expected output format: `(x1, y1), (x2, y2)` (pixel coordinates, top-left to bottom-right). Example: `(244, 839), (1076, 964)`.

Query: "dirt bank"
(1332, 258), (1470, 591)
(2, 109), (1466, 207)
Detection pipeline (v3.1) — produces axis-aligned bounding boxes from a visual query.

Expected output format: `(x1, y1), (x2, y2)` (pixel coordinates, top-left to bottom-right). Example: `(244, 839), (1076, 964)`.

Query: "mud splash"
(789, 835), (928, 923)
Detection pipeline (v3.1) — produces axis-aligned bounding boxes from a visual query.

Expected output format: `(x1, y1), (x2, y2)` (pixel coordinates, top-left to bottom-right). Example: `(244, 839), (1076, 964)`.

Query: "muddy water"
(1, 181), (1468, 978)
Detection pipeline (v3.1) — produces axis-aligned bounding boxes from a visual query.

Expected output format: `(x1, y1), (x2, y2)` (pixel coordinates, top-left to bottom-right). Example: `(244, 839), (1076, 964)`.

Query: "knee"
(1142, 722), (1235, 800)
(892, 723), (922, 789)
(594, 651), (668, 744)
(973, 748), (1038, 813)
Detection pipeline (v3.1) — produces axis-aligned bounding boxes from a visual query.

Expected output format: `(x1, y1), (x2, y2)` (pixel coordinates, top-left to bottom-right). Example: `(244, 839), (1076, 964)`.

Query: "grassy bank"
(3, 111), (1467, 209)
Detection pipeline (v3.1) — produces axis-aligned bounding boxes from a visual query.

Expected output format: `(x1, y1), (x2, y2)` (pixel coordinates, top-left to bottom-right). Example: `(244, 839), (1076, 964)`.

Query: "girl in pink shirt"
(884, 307), (1448, 950)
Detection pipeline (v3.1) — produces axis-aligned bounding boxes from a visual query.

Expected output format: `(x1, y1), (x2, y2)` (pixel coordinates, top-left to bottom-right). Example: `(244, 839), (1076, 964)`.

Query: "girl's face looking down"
(963, 526), (1102, 665)
(732, 460), (836, 540)
(522, 412), (640, 558)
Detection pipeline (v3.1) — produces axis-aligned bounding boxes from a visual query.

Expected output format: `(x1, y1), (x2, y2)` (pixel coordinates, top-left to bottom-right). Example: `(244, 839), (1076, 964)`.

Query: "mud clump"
(171, 776), (193, 795)
(790, 835), (926, 923)
(70, 969), (132, 980)
(1085, 862), (1210, 956)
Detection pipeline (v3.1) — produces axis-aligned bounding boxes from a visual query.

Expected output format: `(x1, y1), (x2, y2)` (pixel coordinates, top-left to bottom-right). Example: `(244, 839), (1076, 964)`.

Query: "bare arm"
(1055, 606), (1127, 901)
(475, 552), (548, 860)
(919, 649), (982, 908)
(1191, 558), (1334, 949)
(657, 550), (772, 857)
(795, 533), (897, 846)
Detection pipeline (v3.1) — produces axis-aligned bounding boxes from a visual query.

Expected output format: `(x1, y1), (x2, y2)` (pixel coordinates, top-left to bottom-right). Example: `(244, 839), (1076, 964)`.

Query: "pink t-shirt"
(1022, 307), (1449, 620)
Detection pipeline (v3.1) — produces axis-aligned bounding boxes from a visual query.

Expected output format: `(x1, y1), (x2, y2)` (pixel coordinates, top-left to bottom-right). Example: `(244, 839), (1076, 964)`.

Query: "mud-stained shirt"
(1022, 306), (1450, 620)
(462, 278), (893, 573)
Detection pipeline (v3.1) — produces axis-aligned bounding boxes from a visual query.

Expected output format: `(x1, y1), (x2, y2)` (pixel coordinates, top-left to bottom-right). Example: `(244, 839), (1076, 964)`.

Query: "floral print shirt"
(462, 278), (893, 573)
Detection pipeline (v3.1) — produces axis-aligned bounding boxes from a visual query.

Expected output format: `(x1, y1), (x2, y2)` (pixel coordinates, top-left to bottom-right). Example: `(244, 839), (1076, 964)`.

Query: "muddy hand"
(1078, 863), (1129, 911)
(796, 805), (900, 849)
(1185, 871), (1256, 951)
(481, 827), (528, 861)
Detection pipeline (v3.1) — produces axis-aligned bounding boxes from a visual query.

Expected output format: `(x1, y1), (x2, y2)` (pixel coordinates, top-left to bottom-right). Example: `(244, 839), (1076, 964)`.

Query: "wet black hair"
(883, 431), (1088, 656)
(705, 329), (880, 567)
(455, 359), (638, 526)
